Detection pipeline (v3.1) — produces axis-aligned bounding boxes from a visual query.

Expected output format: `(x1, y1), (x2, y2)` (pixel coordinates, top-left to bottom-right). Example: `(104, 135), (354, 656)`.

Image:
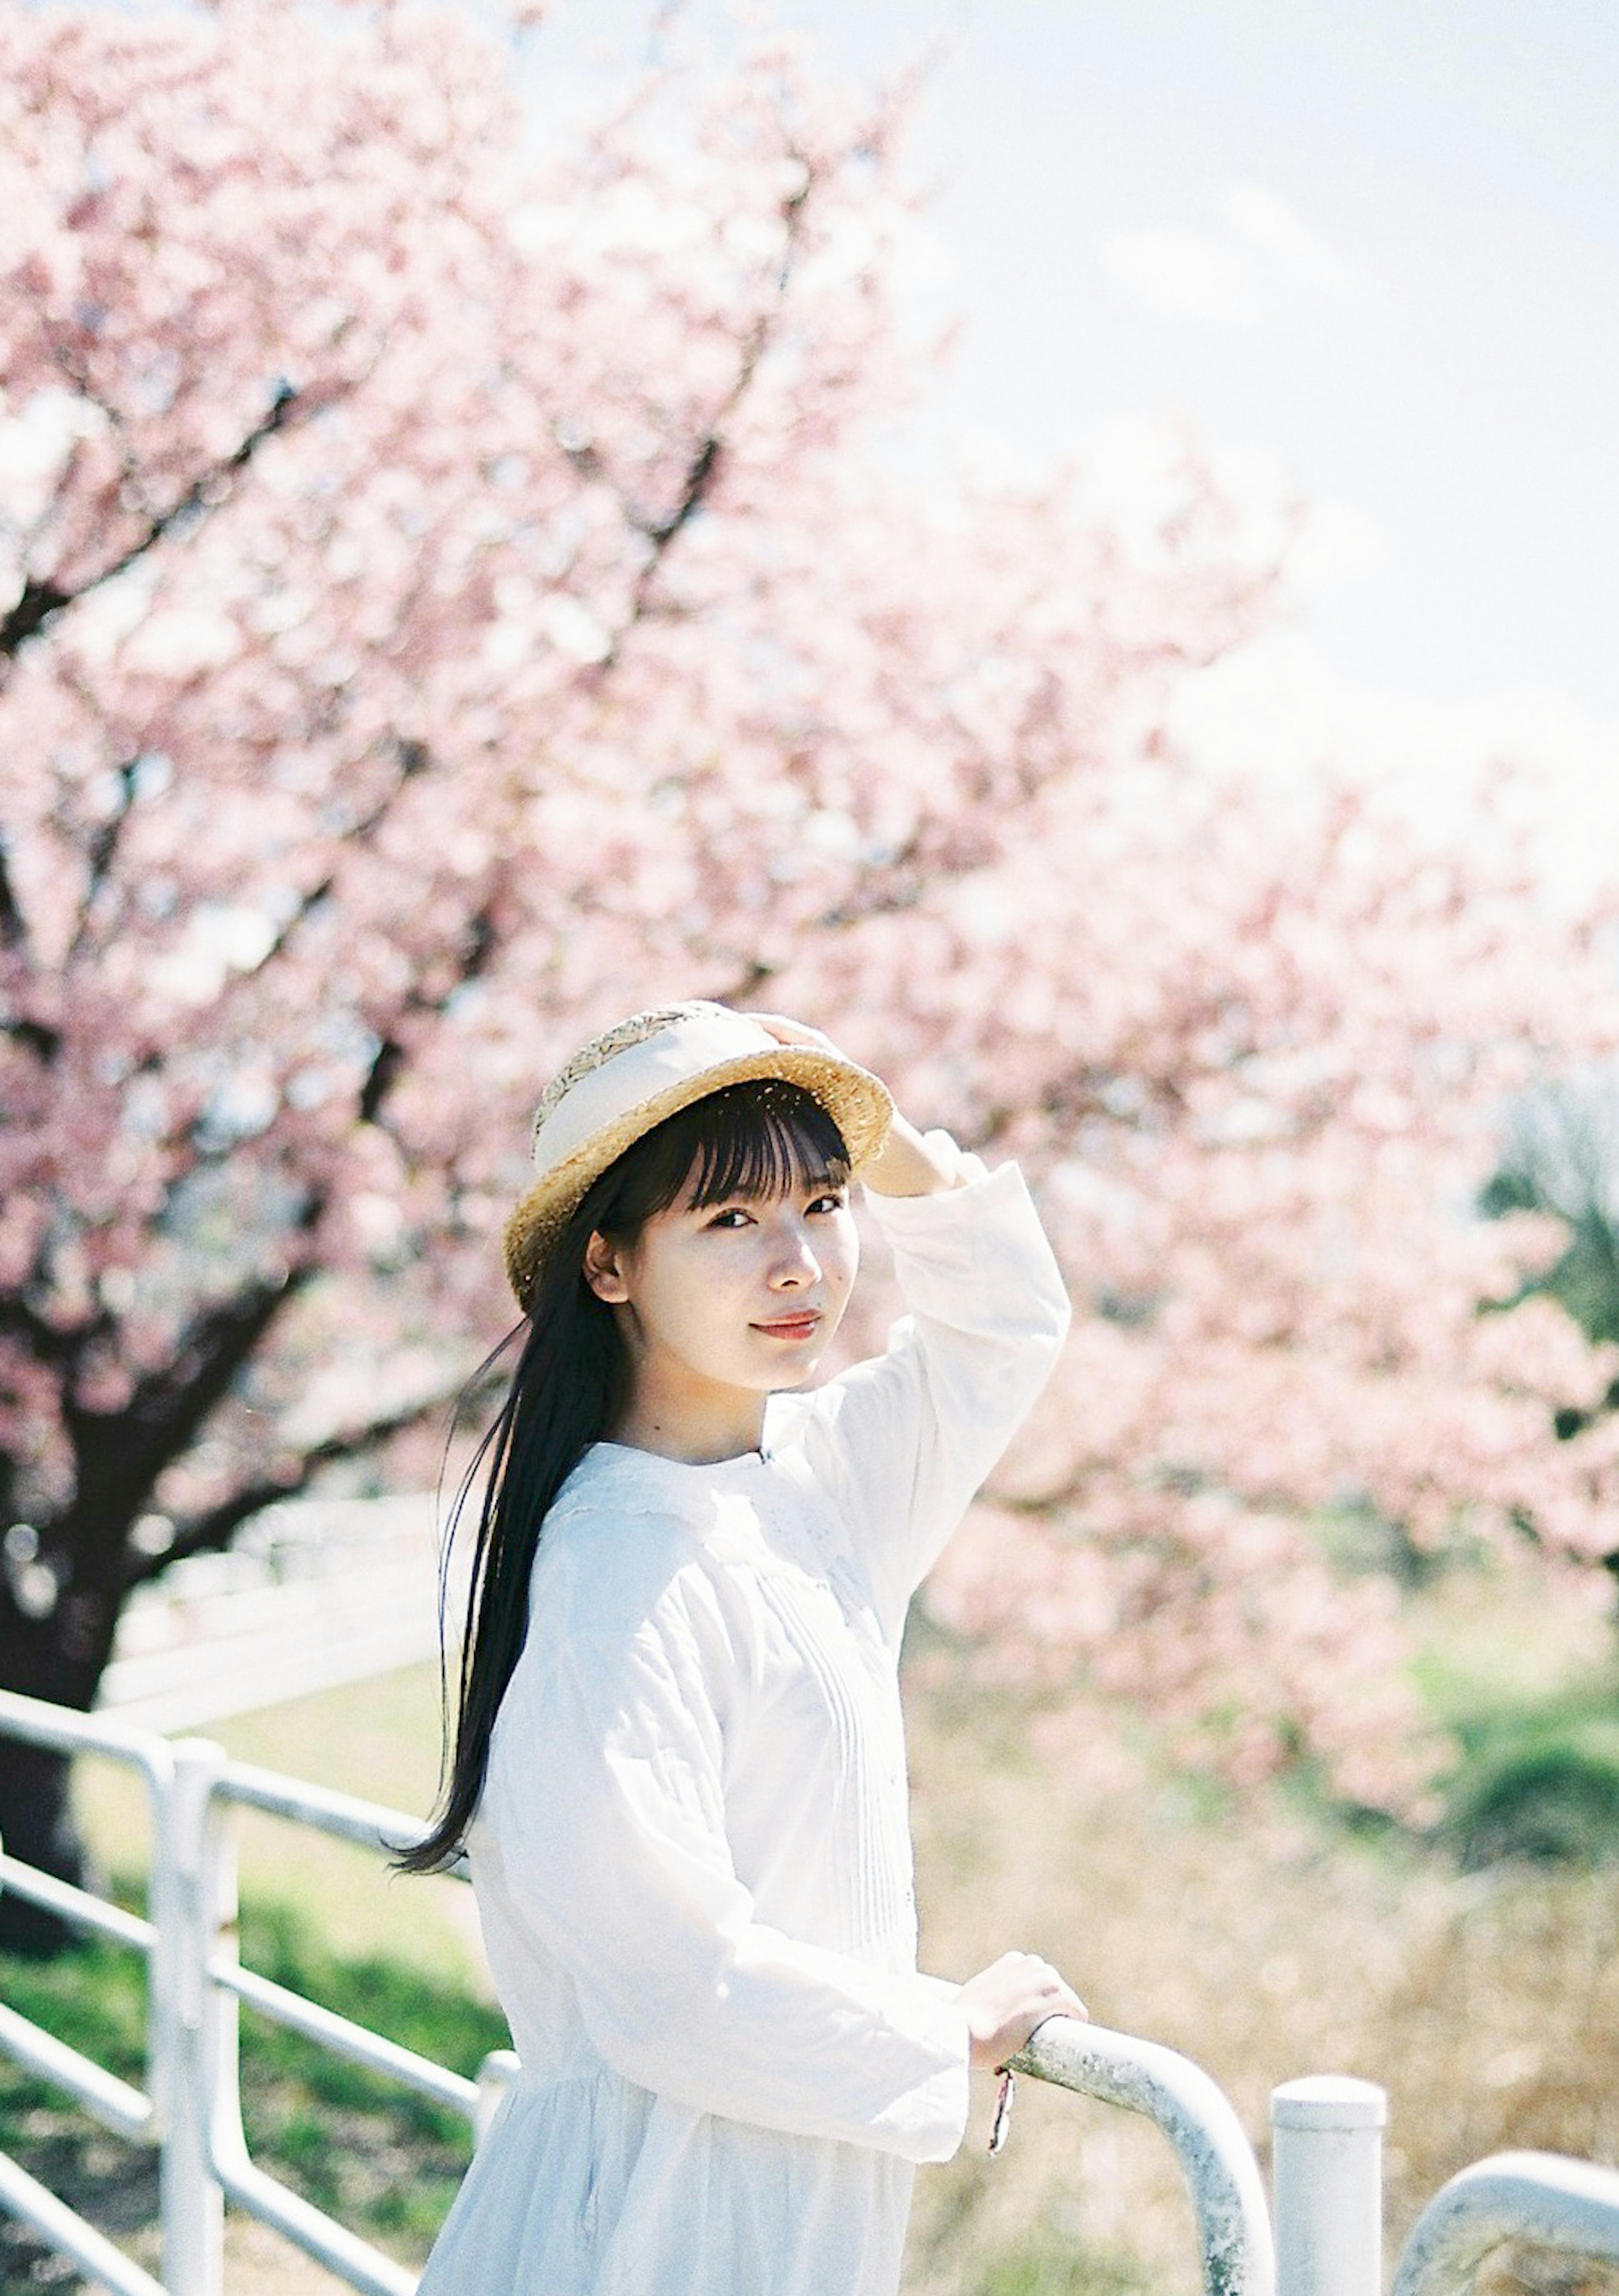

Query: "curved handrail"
(1393, 2151), (1619, 2296)
(1012, 2017), (1276, 2296)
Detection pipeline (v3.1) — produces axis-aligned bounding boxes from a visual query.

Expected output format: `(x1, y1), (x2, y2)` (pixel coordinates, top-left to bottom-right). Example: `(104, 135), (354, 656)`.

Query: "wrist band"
(988, 2065), (1016, 2156)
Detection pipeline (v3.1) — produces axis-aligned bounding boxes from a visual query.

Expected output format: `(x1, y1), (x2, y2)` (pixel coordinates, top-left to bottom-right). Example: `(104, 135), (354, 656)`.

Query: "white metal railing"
(0, 1688), (516, 2296)
(1393, 2152), (1619, 2296)
(5, 1687), (1619, 2296)
(1013, 2015), (1276, 2296)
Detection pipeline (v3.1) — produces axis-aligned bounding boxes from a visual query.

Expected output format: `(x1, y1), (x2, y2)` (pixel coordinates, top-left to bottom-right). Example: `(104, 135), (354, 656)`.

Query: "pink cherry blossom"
(3, 0), (1618, 1857)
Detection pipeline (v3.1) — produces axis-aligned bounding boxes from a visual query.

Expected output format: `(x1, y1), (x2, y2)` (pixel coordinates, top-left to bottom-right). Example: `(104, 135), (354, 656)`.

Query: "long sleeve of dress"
(479, 1527), (971, 2164)
(779, 1153), (1071, 1640)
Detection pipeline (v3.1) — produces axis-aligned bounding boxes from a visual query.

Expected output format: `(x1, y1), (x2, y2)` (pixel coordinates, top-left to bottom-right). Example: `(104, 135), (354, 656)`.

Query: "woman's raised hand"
(959, 1951), (1089, 2073)
(742, 1010), (963, 1198)
(742, 1010), (843, 1058)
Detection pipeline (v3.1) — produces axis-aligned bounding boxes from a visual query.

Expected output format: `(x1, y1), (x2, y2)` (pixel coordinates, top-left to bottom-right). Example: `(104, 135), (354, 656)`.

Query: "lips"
(752, 1313), (822, 1341)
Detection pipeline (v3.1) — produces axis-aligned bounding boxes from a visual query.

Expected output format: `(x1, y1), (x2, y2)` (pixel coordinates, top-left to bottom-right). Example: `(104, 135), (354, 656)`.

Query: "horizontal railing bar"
(1394, 2151), (1619, 2296)
(0, 2002), (155, 2144)
(0, 1688), (173, 1788)
(210, 1759), (471, 1878)
(0, 1855), (154, 1951)
(212, 1959), (480, 2115)
(0, 2148), (167, 2296)
(216, 1758), (427, 1857)
(214, 2149), (417, 2296)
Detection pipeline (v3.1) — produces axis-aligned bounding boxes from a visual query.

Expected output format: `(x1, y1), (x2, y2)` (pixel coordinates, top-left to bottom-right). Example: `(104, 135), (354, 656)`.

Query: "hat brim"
(502, 1047), (893, 1310)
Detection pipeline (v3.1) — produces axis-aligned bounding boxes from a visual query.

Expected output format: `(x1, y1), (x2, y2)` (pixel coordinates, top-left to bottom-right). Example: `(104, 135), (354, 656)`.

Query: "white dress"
(418, 1157), (1070, 2296)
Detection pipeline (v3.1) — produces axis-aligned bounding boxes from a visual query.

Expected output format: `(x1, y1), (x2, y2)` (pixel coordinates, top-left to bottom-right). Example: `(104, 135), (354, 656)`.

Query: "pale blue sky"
(531, 2), (1619, 727)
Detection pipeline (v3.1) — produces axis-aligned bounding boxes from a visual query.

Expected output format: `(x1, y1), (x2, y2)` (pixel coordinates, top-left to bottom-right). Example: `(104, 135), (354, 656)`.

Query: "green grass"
(3, 1665), (495, 2283)
(1436, 1698), (1619, 1867)
(233, 1897), (510, 2244)
(70, 1663), (491, 1986)
(969, 2241), (1154, 2296)
(1407, 1565), (1619, 1868)
(0, 1893), (510, 2279)
(0, 1931), (148, 2089)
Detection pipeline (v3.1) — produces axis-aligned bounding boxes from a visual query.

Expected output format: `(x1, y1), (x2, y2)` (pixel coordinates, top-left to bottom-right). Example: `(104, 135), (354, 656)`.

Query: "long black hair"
(400, 1077), (851, 1873)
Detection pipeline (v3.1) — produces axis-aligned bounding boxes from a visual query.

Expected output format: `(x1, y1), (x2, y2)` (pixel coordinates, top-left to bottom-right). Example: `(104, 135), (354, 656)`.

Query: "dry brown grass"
(903, 1674), (1619, 2296)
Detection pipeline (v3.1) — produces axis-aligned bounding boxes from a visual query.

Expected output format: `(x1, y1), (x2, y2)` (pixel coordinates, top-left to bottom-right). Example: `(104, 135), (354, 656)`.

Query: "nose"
(768, 1213), (821, 1290)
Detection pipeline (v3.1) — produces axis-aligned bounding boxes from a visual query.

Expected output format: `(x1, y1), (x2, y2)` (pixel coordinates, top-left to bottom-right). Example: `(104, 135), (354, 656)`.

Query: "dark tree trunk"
(0, 1269), (309, 1951)
(0, 1742), (85, 1956)
(0, 1255), (448, 1952)
(0, 1585), (111, 1956)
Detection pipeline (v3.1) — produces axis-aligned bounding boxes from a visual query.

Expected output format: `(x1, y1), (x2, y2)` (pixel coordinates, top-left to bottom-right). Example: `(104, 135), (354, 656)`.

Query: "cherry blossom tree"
(896, 766), (1619, 1811)
(3, 0), (1616, 1935)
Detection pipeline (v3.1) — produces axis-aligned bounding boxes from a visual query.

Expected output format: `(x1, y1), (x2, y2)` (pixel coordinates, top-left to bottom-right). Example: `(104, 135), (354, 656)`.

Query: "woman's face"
(584, 1166), (860, 1437)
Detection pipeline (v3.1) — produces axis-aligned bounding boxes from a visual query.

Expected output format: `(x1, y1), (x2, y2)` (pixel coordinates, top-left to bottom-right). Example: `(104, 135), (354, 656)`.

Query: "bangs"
(681, 1081), (852, 1210)
(588, 1078), (852, 1244)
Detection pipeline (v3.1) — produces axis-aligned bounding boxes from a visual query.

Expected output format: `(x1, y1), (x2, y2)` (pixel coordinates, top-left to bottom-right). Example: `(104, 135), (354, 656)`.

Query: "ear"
(583, 1229), (631, 1305)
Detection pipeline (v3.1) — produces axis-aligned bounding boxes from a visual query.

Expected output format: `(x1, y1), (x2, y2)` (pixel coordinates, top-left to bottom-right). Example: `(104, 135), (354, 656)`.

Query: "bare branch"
(128, 1379), (468, 1588)
(0, 841), (26, 949)
(0, 380), (303, 662)
(564, 161), (817, 680)
(0, 1289), (93, 1371)
(65, 756), (140, 961)
(351, 897), (498, 1131)
(628, 168), (812, 588)
(358, 1036), (404, 1126)
(66, 1242), (321, 1536)
(0, 1015), (61, 1064)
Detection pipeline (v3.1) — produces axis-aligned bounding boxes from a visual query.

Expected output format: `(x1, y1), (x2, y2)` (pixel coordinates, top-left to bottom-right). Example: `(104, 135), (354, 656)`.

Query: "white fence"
(98, 1495), (446, 1734)
(0, 1688), (516, 2296)
(5, 1688), (1619, 2296)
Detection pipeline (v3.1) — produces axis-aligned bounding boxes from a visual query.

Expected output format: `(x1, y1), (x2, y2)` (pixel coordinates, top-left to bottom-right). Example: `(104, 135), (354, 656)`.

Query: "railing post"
(1272, 2076), (1387, 2296)
(475, 2048), (522, 2146)
(150, 1737), (231, 2296)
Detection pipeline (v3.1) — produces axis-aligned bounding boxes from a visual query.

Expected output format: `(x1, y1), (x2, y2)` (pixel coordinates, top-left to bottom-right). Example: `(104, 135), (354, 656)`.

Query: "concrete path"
(96, 1495), (453, 1733)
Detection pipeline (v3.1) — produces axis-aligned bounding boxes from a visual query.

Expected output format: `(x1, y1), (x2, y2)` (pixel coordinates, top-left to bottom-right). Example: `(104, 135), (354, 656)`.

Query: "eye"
(807, 1188), (848, 1216)
(703, 1206), (754, 1230)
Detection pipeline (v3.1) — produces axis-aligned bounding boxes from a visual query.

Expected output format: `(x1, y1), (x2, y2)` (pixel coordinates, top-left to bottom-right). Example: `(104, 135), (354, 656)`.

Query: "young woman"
(409, 1000), (1084, 2296)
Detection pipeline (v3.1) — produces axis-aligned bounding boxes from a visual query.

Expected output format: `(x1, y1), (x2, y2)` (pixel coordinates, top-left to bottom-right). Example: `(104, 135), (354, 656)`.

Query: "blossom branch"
(0, 380), (303, 662)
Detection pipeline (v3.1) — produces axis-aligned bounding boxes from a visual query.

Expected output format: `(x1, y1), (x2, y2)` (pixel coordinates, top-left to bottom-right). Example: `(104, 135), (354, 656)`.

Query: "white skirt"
(418, 2067), (917, 2296)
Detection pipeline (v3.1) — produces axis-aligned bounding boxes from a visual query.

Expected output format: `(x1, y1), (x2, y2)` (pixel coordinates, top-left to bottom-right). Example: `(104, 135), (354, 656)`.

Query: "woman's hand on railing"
(960, 1951), (1088, 2073)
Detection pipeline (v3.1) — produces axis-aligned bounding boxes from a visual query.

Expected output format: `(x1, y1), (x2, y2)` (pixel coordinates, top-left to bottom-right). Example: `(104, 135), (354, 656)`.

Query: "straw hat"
(502, 1002), (893, 1308)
